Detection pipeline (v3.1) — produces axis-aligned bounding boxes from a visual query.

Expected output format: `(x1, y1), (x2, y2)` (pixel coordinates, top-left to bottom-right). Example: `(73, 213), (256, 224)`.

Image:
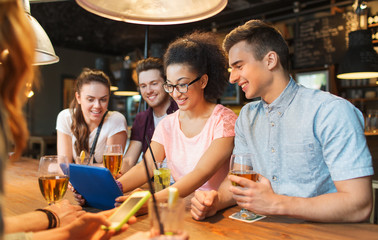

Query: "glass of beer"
(229, 153), (257, 220)
(38, 155), (69, 205)
(103, 144), (123, 178)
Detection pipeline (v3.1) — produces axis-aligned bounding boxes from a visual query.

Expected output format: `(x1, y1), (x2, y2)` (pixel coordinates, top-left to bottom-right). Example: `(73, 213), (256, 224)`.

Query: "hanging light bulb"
(25, 82), (34, 98)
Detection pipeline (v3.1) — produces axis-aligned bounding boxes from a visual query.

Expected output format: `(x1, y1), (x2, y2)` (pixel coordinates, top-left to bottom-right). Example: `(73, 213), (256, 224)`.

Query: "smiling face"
(228, 41), (272, 100)
(76, 82), (109, 126)
(166, 64), (204, 111)
(138, 69), (169, 108)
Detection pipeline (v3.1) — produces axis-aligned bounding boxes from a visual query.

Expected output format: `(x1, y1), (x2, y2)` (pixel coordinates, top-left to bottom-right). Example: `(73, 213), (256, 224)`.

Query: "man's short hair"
(135, 57), (165, 81)
(223, 19), (290, 71)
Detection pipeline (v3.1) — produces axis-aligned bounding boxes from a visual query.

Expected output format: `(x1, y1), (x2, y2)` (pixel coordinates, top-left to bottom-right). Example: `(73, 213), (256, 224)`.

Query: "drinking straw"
(145, 136), (165, 187)
(142, 154), (164, 234)
(145, 136), (159, 170)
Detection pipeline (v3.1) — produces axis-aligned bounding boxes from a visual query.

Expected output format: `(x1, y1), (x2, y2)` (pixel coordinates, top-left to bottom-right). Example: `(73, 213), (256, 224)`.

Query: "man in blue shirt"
(191, 19), (373, 222)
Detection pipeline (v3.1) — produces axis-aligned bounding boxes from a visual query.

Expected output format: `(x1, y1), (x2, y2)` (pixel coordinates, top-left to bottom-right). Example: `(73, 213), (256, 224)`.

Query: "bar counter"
(4, 158), (378, 240)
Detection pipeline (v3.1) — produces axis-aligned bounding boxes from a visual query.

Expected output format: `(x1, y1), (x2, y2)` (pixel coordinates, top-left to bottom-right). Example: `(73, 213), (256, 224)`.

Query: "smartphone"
(103, 190), (151, 231)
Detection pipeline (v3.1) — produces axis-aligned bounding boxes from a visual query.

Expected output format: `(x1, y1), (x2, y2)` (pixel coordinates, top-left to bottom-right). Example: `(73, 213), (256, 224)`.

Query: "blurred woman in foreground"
(0, 1), (132, 239)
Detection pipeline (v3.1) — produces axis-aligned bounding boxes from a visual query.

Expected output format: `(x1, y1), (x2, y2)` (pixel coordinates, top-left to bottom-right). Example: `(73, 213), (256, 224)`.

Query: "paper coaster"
(229, 211), (266, 223)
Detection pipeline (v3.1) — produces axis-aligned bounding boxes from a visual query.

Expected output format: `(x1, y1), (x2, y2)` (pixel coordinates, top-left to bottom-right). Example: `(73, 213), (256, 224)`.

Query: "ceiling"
(29, 0), (355, 56)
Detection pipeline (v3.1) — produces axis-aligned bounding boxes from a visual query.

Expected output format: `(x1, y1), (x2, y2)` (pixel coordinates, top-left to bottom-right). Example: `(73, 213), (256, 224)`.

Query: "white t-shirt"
(56, 109), (127, 163)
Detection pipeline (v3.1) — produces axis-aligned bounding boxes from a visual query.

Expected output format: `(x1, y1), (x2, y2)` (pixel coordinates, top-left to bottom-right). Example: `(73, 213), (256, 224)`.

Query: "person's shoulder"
(57, 108), (71, 119)
(297, 87), (350, 107)
(107, 111), (126, 122)
(214, 104), (237, 117)
(108, 110), (125, 117)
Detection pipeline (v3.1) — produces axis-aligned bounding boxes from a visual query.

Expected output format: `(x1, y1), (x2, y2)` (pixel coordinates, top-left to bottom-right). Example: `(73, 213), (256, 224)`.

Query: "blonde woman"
(0, 0), (133, 239)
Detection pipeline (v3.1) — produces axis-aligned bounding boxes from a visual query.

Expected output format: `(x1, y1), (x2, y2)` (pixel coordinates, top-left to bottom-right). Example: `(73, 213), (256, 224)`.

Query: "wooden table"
(4, 158), (378, 240)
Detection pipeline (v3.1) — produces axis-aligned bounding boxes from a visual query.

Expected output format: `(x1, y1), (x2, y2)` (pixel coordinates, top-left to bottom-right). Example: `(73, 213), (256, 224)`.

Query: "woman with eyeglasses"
(116, 31), (237, 202)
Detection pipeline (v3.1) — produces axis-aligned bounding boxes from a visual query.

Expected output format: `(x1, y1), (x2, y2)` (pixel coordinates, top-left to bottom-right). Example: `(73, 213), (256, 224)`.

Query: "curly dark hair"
(223, 19), (290, 71)
(69, 68), (111, 157)
(163, 31), (228, 102)
(135, 57), (165, 82)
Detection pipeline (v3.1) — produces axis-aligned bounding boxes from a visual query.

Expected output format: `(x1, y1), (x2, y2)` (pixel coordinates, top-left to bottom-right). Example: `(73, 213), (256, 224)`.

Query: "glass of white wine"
(38, 155), (69, 205)
(229, 153), (258, 220)
(103, 144), (123, 178)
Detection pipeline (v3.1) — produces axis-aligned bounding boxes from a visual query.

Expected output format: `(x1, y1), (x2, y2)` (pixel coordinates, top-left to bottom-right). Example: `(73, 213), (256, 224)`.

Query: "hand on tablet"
(68, 183), (86, 206)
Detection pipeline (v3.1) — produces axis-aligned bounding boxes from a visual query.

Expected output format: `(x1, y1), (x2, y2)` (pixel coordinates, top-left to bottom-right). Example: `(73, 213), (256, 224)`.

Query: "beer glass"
(103, 144), (123, 178)
(38, 155), (69, 205)
(229, 153), (257, 220)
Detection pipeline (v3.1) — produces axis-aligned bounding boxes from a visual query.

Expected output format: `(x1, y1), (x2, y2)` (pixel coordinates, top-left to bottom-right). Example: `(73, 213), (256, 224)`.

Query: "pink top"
(152, 104), (237, 191)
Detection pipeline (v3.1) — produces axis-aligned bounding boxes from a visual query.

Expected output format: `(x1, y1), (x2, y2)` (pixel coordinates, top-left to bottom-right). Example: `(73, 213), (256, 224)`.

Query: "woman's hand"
(68, 183), (86, 206)
(58, 211), (136, 240)
(114, 188), (148, 216)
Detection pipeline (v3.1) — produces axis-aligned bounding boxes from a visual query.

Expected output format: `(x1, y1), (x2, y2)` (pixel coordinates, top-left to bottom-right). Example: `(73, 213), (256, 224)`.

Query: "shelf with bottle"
(339, 77), (378, 101)
(365, 131), (378, 136)
(340, 84), (378, 90)
(364, 109), (378, 135)
(368, 13), (378, 44)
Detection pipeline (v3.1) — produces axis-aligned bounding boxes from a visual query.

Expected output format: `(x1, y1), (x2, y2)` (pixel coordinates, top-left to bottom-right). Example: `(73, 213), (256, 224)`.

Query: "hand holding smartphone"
(103, 190), (151, 231)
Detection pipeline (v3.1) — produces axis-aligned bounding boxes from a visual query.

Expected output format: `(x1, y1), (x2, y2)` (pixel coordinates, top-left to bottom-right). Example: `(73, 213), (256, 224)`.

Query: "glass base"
(235, 208), (256, 220)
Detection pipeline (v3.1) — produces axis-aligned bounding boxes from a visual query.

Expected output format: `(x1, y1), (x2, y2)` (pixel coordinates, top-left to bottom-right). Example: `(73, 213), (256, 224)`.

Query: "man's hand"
(228, 174), (277, 215)
(46, 199), (85, 227)
(190, 190), (219, 220)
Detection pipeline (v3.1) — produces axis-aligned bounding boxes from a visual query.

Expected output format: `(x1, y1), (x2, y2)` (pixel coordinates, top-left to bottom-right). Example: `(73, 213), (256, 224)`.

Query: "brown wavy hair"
(70, 68), (110, 157)
(0, 0), (36, 160)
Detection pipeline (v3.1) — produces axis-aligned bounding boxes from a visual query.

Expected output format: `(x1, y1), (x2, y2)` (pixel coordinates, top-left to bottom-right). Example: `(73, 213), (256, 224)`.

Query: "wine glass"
(229, 153), (257, 220)
(103, 144), (123, 178)
(38, 155), (69, 205)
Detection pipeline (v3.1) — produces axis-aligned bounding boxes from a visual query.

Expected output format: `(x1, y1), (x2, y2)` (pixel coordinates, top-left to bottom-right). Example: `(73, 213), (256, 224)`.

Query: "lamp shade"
(25, 0), (59, 65)
(75, 0), (227, 25)
(114, 68), (139, 96)
(337, 30), (378, 79)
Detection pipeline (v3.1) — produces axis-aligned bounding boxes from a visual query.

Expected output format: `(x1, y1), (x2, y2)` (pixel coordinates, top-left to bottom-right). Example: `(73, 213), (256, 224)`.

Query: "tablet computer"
(69, 164), (123, 210)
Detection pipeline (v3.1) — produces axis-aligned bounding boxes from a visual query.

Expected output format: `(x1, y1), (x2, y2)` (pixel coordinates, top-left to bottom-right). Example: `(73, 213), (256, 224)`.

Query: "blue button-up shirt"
(234, 78), (373, 197)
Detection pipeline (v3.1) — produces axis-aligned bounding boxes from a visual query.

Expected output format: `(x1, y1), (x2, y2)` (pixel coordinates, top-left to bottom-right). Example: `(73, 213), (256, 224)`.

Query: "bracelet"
(35, 208), (59, 229)
(50, 210), (60, 228)
(115, 180), (123, 192)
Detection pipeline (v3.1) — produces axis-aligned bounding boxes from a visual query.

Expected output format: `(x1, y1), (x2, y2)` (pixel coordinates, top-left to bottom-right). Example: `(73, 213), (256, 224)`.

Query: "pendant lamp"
(337, 29), (378, 79)
(24, 0), (59, 65)
(75, 0), (227, 25)
(95, 57), (118, 91)
(113, 68), (139, 96)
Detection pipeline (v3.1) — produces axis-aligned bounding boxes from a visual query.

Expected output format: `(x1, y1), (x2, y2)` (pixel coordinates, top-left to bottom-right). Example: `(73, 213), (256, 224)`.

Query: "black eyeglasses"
(163, 76), (201, 93)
